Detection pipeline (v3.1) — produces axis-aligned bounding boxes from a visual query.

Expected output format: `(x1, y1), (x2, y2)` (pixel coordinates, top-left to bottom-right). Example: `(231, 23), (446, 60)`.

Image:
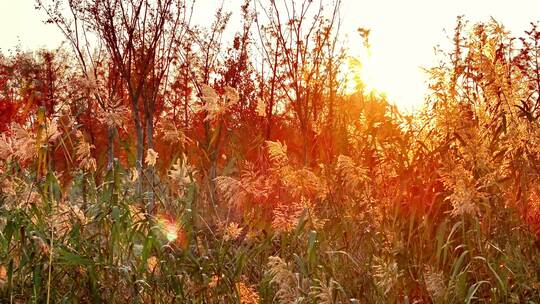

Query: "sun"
(344, 49), (389, 98)
(344, 37), (425, 112)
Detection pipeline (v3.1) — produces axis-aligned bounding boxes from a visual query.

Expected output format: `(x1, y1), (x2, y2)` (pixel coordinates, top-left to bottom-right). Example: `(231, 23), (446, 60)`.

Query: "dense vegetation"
(1, 1), (540, 302)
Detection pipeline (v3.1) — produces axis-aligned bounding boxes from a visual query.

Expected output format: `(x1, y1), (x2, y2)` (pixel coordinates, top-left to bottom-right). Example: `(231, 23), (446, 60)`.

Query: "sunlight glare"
(158, 216), (179, 242)
(345, 36), (426, 113)
(165, 223), (178, 242)
(345, 47), (390, 98)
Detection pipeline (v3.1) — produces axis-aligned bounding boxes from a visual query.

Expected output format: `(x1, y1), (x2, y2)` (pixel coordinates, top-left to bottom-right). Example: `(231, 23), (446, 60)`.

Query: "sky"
(1, 0), (539, 111)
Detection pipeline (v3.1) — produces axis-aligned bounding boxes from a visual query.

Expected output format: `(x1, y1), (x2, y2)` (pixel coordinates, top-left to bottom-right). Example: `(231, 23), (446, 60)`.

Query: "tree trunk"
(131, 95), (144, 199)
(145, 113), (155, 214)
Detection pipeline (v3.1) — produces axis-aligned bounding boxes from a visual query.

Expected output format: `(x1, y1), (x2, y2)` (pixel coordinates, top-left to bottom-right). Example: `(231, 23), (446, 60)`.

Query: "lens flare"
(165, 222), (178, 242)
(157, 215), (180, 243)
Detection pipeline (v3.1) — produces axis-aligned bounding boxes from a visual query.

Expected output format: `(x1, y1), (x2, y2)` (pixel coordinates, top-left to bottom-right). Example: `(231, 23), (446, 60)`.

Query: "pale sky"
(1, 0), (539, 110)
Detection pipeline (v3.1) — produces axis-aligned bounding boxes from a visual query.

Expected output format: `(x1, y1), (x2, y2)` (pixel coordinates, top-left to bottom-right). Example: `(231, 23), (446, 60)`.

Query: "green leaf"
(56, 248), (92, 266)
(111, 206), (120, 221)
(465, 281), (489, 303)
(33, 263), (42, 301)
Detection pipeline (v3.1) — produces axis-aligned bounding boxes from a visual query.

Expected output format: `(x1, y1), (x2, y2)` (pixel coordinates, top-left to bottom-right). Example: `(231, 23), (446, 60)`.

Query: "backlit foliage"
(0, 2), (539, 303)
